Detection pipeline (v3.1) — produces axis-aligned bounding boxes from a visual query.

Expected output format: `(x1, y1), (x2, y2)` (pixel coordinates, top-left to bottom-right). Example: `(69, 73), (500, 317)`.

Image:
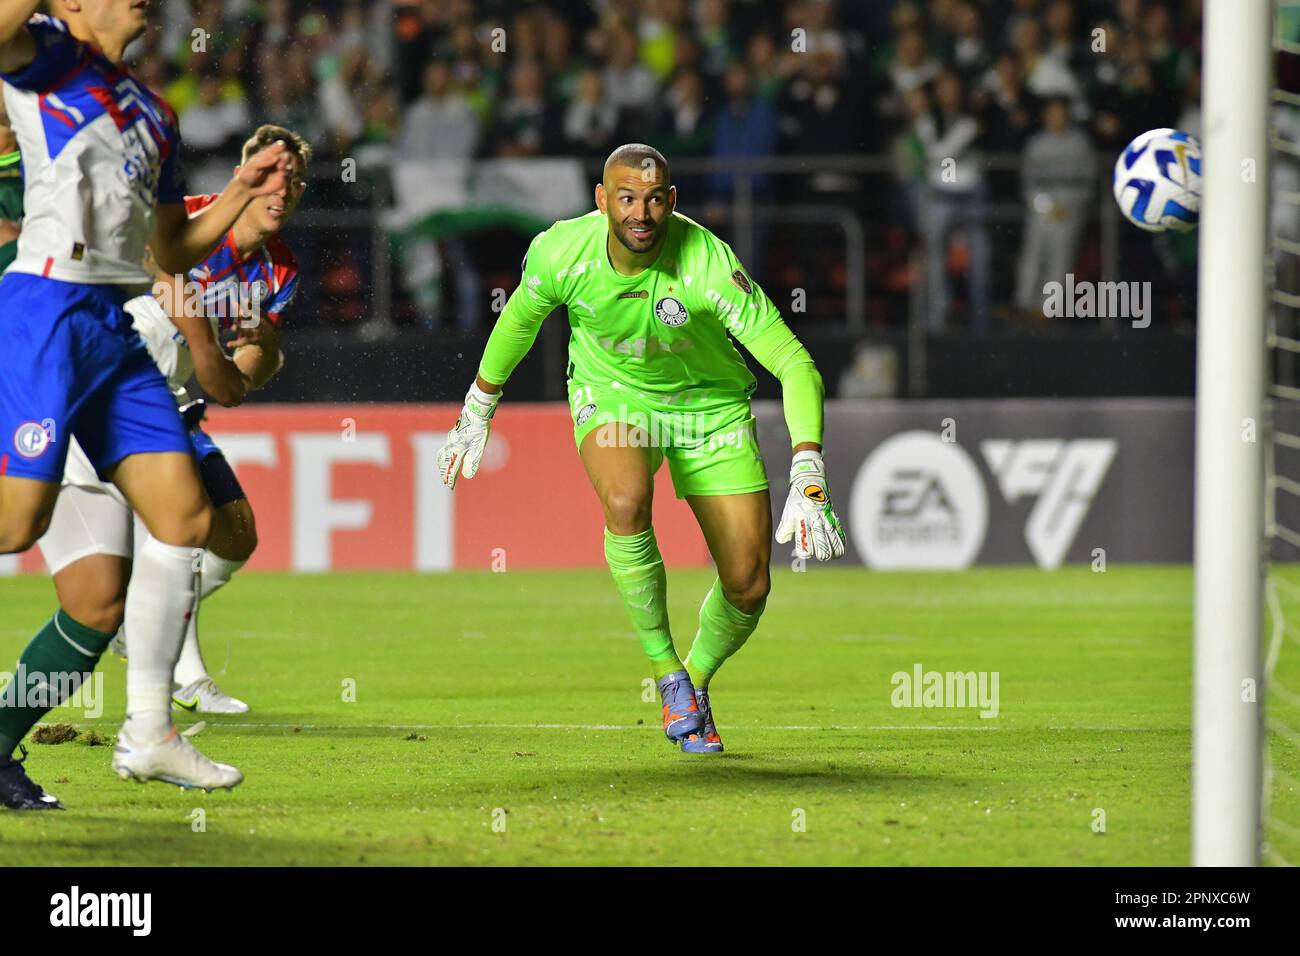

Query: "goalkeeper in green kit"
(436, 144), (845, 754)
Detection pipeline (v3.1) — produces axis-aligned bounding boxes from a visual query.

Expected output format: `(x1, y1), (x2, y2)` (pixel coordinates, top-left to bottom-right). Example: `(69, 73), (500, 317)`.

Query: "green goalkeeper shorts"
(567, 378), (769, 499)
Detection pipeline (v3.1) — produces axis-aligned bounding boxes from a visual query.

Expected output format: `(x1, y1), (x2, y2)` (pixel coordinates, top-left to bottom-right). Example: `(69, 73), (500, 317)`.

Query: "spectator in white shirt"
(1015, 97), (1096, 314)
(1012, 17), (1085, 119)
(913, 69), (991, 332)
(563, 67), (619, 154)
(399, 60), (480, 160)
(602, 25), (659, 131)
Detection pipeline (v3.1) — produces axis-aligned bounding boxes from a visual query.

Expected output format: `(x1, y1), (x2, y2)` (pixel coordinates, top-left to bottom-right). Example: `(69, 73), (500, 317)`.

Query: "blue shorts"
(190, 424), (220, 462)
(0, 273), (191, 482)
(191, 426), (246, 508)
(184, 399), (246, 506)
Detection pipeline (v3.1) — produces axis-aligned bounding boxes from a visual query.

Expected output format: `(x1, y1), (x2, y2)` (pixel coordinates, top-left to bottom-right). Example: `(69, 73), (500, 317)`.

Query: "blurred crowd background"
(118, 0), (1210, 399)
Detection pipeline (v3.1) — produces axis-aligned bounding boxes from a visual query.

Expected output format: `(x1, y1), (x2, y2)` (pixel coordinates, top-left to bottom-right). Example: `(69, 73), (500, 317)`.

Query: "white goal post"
(1191, 0), (1270, 867)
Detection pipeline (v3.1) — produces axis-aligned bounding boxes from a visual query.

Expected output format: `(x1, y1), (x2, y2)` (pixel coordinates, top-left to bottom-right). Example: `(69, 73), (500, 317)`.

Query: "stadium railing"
(279, 152), (1151, 400)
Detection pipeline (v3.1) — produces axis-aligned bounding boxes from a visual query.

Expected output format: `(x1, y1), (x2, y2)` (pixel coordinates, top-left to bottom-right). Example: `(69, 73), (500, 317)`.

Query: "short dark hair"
(603, 143), (670, 185)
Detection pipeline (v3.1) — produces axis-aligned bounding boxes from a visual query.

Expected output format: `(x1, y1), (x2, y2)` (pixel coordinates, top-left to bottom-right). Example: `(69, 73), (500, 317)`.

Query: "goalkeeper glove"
(775, 449), (847, 561)
(436, 382), (501, 489)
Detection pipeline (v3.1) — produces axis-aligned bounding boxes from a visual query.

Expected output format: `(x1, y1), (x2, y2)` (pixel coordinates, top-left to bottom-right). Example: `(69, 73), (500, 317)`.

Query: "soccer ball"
(1112, 128), (1202, 233)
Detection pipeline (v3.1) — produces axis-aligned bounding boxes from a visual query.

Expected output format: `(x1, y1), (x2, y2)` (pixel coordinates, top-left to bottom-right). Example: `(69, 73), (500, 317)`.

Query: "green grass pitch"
(1, 565), (1297, 866)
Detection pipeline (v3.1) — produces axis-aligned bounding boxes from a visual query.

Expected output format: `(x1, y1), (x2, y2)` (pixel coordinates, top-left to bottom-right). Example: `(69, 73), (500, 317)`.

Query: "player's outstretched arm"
(0, 3), (41, 73)
(745, 323), (847, 561)
(149, 263), (250, 407)
(436, 230), (558, 490)
(151, 142), (291, 275)
(715, 246), (846, 560)
(189, 326), (251, 407)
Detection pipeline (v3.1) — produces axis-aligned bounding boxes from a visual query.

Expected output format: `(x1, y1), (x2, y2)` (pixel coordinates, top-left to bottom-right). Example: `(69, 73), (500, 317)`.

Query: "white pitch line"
(1046, 724), (1179, 732)
(41, 721), (1161, 732)
(52, 720), (1005, 732)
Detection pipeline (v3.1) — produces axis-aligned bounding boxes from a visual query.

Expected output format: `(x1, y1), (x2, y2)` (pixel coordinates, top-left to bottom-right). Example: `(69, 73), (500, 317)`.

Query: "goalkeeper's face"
(599, 164), (675, 255)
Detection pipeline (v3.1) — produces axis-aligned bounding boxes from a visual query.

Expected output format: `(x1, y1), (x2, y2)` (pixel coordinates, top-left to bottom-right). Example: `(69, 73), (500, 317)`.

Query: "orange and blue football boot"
(657, 670), (702, 741)
(680, 689), (724, 754)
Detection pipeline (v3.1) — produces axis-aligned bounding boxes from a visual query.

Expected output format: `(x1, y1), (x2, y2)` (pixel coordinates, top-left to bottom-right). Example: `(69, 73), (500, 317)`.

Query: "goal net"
(1262, 0), (1300, 868)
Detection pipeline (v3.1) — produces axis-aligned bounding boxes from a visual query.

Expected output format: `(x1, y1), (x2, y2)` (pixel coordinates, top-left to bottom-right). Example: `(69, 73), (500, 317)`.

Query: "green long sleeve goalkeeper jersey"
(478, 210), (825, 447)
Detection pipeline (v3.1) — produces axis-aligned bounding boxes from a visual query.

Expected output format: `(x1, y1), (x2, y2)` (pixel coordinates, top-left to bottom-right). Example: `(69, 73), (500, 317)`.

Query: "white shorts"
(61, 435), (127, 502)
(36, 438), (136, 574)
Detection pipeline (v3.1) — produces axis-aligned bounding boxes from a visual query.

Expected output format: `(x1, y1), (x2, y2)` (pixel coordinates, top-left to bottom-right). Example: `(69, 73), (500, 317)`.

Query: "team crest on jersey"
(13, 422), (51, 459)
(730, 270), (752, 294)
(655, 296), (689, 327)
(250, 279), (270, 307)
(576, 402), (598, 426)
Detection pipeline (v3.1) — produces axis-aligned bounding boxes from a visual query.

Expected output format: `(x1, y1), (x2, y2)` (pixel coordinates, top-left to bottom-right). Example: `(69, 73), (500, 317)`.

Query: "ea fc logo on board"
(654, 296), (688, 327)
(13, 421), (51, 459)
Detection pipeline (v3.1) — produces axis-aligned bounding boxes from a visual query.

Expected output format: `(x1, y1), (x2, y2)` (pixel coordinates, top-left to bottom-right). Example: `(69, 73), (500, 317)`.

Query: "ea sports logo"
(654, 296), (688, 327)
(850, 430), (988, 569)
(13, 421), (51, 459)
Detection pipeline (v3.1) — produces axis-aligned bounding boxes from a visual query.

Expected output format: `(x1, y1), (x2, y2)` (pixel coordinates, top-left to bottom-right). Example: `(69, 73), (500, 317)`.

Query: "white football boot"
(172, 677), (250, 715)
(112, 727), (243, 791)
(107, 630), (128, 658)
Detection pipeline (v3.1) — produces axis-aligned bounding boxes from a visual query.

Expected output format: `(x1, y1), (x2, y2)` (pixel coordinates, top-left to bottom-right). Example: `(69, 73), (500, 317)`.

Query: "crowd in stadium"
(128, 0), (1202, 331)
(127, 0), (395, 191)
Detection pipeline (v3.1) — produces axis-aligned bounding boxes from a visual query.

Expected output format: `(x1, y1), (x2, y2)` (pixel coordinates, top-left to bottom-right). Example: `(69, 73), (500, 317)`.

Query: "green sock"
(604, 527), (683, 679)
(0, 609), (116, 757)
(685, 579), (766, 690)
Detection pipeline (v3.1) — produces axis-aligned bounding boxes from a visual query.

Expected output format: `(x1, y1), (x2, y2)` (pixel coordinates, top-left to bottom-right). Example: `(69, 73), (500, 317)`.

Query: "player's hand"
(229, 325), (266, 350)
(192, 340), (251, 408)
(436, 382), (501, 490)
(229, 307), (271, 349)
(775, 449), (846, 561)
(236, 140), (290, 198)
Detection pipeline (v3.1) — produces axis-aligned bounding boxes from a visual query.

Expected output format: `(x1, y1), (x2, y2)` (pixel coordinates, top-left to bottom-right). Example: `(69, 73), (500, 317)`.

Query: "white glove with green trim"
(436, 382), (501, 489)
(775, 449), (847, 561)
